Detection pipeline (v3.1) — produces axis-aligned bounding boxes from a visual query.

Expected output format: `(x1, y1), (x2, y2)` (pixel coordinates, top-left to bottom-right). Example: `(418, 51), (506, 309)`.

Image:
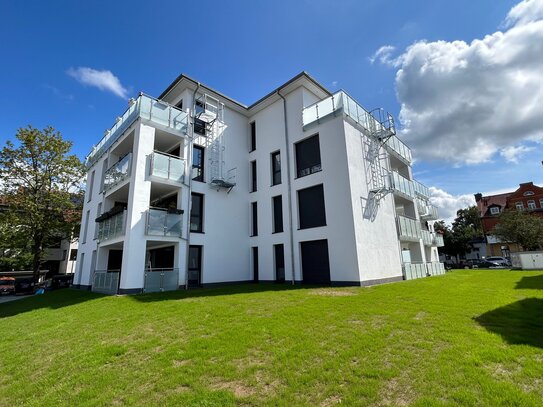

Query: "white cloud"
(429, 187), (475, 224)
(499, 145), (535, 163)
(374, 0), (543, 165)
(67, 67), (129, 99)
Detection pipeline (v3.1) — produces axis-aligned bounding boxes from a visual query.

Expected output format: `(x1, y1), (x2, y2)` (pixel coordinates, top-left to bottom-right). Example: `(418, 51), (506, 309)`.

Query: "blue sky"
(1, 0), (541, 221)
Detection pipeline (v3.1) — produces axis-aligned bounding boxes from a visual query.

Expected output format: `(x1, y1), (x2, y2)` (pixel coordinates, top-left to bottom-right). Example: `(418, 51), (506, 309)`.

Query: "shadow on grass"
(515, 274), (543, 290)
(475, 298), (543, 349)
(0, 289), (102, 319)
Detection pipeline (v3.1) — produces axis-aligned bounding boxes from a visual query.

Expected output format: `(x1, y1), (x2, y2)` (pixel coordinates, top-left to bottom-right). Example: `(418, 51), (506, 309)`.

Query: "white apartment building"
(73, 72), (444, 294)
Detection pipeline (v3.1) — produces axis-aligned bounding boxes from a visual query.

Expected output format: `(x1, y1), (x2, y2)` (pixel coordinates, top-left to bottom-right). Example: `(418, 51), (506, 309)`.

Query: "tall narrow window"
(295, 134), (321, 178)
(100, 160), (108, 192)
(271, 151), (281, 186)
(528, 200), (536, 210)
(252, 247), (259, 281)
(192, 145), (204, 182)
(190, 193), (204, 232)
(250, 161), (257, 192)
(78, 253), (85, 284)
(272, 195), (283, 233)
(251, 202), (258, 236)
(87, 171), (95, 202)
(274, 244), (285, 282)
(298, 184), (326, 229)
(540, 198), (543, 208)
(250, 122), (256, 152)
(82, 210), (90, 244)
(516, 202), (524, 211)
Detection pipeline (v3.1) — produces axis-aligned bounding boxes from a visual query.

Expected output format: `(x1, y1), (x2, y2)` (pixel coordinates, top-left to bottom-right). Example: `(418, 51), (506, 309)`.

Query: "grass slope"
(1, 270), (542, 406)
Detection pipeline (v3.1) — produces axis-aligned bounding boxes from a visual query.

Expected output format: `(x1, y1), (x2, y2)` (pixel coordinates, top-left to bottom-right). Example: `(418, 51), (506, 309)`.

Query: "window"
(523, 191), (535, 196)
(528, 200), (536, 210)
(250, 122), (256, 152)
(251, 202), (258, 236)
(100, 160), (108, 192)
(192, 145), (204, 182)
(194, 118), (206, 136)
(250, 161), (257, 192)
(252, 247), (259, 282)
(516, 202), (524, 211)
(295, 134), (321, 178)
(78, 253), (85, 282)
(274, 244), (285, 282)
(176, 99), (183, 109)
(271, 151), (281, 186)
(82, 210), (90, 244)
(298, 184), (326, 229)
(190, 193), (204, 232)
(87, 170), (95, 202)
(69, 249), (78, 261)
(272, 195), (283, 233)
(540, 198), (543, 208)
(489, 207), (500, 215)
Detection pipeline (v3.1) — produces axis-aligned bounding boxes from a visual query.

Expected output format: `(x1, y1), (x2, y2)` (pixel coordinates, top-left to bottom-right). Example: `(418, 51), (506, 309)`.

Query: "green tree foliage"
(0, 126), (84, 280)
(493, 209), (543, 251)
(436, 206), (483, 261)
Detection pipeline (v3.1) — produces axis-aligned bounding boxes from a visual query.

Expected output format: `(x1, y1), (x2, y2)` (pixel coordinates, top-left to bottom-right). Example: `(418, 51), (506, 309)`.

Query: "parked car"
(15, 278), (35, 295)
(477, 260), (506, 269)
(485, 256), (511, 267)
(0, 277), (16, 295)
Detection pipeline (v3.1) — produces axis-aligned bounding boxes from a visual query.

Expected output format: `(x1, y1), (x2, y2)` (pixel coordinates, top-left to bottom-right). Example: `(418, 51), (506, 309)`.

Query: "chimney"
(474, 193), (482, 202)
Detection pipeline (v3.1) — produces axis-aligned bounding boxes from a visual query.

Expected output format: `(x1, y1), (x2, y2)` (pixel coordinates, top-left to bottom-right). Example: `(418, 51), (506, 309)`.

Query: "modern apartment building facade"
(73, 72), (444, 294)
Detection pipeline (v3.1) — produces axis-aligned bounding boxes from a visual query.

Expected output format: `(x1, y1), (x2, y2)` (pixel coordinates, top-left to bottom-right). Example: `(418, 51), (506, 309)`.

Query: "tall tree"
(0, 126), (84, 281)
(493, 209), (543, 251)
(436, 206), (484, 261)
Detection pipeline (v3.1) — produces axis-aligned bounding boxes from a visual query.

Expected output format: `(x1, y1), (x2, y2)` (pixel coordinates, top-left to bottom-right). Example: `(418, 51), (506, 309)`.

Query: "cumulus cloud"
(374, 0), (543, 164)
(429, 187), (475, 224)
(499, 145), (535, 163)
(67, 67), (129, 99)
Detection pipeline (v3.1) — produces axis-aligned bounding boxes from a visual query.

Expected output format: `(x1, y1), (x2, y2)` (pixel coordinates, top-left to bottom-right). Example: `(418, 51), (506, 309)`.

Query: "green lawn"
(1, 270), (542, 406)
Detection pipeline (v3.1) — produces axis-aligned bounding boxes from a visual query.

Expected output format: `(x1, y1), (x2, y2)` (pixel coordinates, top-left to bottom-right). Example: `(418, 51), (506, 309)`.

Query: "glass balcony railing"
(397, 215), (421, 241)
(413, 179), (430, 198)
(421, 229), (432, 246)
(92, 270), (119, 295)
(96, 209), (127, 242)
(103, 153), (132, 192)
(433, 234), (445, 247)
(416, 198), (439, 220)
(146, 208), (183, 237)
(385, 135), (412, 164)
(391, 171), (415, 198)
(85, 94), (189, 167)
(143, 268), (179, 293)
(403, 262), (445, 280)
(150, 152), (185, 183)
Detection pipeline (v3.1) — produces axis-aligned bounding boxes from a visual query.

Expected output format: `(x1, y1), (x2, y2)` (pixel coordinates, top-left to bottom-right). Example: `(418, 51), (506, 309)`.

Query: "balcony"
(384, 134), (412, 164)
(421, 229), (432, 246)
(397, 215), (421, 242)
(150, 151), (185, 184)
(92, 270), (119, 295)
(96, 207), (127, 242)
(433, 234), (445, 247)
(391, 171), (415, 199)
(146, 207), (183, 237)
(85, 94), (189, 168)
(103, 153), (132, 193)
(413, 179), (430, 198)
(417, 198), (439, 220)
(143, 268), (179, 293)
(403, 262), (446, 280)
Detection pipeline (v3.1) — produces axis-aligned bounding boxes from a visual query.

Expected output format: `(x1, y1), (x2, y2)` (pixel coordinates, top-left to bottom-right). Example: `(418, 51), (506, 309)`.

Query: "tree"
(0, 126), (84, 281)
(493, 209), (543, 251)
(436, 206), (484, 262)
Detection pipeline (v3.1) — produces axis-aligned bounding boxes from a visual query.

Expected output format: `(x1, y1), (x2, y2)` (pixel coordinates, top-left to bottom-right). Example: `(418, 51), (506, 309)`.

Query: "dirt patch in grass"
(414, 311), (427, 320)
(377, 377), (415, 406)
(210, 379), (255, 398)
(309, 288), (356, 297)
(172, 359), (191, 367)
(320, 394), (342, 406)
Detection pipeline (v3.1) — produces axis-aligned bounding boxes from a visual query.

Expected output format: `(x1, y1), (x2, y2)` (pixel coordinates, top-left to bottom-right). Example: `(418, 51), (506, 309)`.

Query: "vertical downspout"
(278, 90), (296, 285)
(184, 82), (200, 289)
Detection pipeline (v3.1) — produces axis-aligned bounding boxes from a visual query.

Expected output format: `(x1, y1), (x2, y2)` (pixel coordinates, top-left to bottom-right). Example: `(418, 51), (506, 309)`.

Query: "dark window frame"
(298, 184), (326, 230)
(250, 122), (256, 152)
(271, 151), (281, 186)
(274, 244), (285, 283)
(295, 134), (322, 178)
(192, 145), (205, 182)
(190, 193), (204, 233)
(272, 195), (283, 233)
(250, 160), (257, 192)
(251, 202), (258, 236)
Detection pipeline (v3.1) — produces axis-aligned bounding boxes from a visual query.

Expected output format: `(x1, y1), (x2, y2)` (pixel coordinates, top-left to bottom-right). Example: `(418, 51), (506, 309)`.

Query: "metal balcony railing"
(433, 234), (445, 247)
(96, 209), (127, 242)
(413, 179), (431, 198)
(417, 198), (439, 220)
(397, 215), (421, 241)
(85, 94), (189, 167)
(150, 151), (185, 183)
(421, 229), (433, 246)
(146, 207), (183, 237)
(92, 270), (119, 294)
(403, 262), (446, 280)
(103, 153), (132, 193)
(384, 134), (412, 164)
(143, 268), (179, 293)
(391, 171), (415, 199)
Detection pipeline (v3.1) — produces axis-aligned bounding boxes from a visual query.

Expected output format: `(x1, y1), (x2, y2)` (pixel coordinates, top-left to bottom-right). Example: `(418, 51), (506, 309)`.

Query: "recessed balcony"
(96, 207), (127, 242)
(103, 153), (132, 193)
(391, 171), (415, 199)
(413, 179), (431, 198)
(145, 207), (183, 237)
(397, 215), (421, 242)
(149, 151), (185, 184)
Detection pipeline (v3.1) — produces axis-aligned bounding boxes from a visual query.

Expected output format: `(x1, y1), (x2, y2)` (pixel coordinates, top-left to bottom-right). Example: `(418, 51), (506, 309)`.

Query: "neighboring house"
(475, 182), (543, 256)
(74, 72), (445, 295)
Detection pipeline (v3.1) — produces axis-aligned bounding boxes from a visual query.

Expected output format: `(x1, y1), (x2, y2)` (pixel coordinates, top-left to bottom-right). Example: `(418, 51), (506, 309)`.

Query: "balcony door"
(188, 246), (202, 288)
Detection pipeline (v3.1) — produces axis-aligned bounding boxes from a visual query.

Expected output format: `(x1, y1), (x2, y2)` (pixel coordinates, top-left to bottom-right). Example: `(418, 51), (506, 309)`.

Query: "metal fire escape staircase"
(194, 94), (236, 193)
(363, 109), (396, 221)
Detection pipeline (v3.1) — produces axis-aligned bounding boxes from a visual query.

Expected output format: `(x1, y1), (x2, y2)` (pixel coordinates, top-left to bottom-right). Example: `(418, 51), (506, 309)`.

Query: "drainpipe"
(277, 90), (296, 285)
(184, 82), (200, 289)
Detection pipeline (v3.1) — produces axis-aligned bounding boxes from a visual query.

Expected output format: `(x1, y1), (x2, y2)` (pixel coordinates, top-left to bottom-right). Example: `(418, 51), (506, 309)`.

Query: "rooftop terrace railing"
(85, 94), (189, 168)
